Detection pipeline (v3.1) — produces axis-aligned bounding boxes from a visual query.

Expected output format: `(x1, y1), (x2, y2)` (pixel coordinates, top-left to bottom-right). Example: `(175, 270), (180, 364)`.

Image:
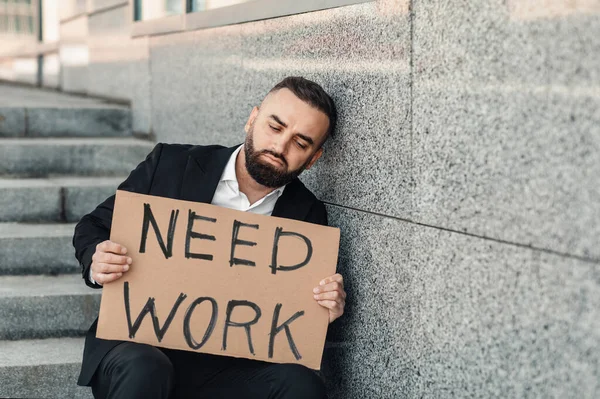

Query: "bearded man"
(73, 76), (347, 399)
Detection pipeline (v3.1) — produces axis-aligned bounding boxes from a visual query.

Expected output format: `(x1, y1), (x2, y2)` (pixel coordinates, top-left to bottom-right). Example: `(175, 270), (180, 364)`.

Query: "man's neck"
(235, 146), (278, 205)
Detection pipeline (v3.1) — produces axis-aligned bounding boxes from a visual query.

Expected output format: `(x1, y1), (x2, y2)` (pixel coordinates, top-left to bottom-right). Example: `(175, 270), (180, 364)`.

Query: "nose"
(270, 135), (288, 156)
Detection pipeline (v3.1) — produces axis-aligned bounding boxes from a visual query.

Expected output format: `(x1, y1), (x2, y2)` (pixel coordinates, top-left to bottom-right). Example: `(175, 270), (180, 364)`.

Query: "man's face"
(243, 88), (330, 188)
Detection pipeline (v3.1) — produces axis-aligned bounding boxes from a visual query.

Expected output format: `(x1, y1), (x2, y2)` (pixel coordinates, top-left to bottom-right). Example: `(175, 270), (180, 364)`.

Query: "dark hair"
(267, 76), (337, 143)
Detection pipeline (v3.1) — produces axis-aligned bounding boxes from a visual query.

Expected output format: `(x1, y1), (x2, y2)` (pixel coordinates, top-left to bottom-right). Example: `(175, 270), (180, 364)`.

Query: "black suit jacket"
(72, 143), (328, 386)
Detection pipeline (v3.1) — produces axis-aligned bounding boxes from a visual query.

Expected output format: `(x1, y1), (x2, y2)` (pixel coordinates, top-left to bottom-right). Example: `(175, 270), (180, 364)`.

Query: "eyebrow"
(296, 133), (314, 145)
(269, 114), (287, 128)
(269, 114), (314, 145)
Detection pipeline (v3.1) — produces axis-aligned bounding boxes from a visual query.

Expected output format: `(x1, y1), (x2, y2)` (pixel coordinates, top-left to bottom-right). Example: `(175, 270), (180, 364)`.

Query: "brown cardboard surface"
(96, 190), (340, 370)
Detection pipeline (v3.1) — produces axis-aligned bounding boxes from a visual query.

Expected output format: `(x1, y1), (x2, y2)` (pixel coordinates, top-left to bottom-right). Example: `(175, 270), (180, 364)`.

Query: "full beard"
(244, 128), (310, 188)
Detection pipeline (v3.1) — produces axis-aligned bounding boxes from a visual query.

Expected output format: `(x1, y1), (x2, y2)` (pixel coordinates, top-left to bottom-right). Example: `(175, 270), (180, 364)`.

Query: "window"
(188, 0), (255, 12)
(132, 0), (371, 37)
(0, 0), (35, 35)
(135, 0), (184, 22)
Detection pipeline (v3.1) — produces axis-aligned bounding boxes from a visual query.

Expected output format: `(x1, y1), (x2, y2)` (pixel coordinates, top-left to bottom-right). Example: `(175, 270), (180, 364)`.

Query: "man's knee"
(113, 343), (173, 380)
(270, 363), (327, 399)
(92, 343), (174, 399)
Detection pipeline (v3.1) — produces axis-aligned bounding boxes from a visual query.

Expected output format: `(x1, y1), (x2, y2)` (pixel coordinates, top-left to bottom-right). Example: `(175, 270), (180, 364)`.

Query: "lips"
(261, 153), (285, 167)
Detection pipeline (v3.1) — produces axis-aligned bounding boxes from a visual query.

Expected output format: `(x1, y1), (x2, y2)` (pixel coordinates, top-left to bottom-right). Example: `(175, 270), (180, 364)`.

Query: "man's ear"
(305, 147), (323, 170)
(244, 106), (260, 134)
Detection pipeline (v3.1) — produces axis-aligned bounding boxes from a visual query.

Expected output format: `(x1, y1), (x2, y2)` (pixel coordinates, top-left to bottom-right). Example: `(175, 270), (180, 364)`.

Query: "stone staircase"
(0, 84), (155, 398)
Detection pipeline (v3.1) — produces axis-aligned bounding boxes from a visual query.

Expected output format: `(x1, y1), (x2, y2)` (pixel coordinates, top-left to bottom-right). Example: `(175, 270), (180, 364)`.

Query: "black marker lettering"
(229, 220), (259, 267)
(123, 281), (187, 342)
(269, 227), (313, 274)
(222, 300), (262, 355)
(139, 203), (179, 259)
(268, 303), (304, 360)
(183, 296), (218, 350)
(185, 210), (217, 261)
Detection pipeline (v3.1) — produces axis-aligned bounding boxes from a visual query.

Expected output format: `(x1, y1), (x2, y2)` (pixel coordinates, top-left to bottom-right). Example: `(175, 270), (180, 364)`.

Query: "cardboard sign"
(96, 190), (340, 370)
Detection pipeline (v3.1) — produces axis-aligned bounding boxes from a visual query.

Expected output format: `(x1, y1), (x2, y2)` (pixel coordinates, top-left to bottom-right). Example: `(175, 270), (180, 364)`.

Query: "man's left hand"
(313, 273), (346, 323)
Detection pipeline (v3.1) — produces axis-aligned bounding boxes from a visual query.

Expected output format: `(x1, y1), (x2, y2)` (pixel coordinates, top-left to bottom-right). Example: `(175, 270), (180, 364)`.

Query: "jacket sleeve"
(72, 143), (164, 288)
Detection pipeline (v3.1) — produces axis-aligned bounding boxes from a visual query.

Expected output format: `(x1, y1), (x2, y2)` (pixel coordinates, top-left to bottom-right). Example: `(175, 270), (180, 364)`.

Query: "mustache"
(259, 150), (287, 167)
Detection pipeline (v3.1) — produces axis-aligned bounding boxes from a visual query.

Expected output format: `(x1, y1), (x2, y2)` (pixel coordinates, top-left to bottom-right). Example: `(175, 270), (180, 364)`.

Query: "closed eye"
(269, 125), (281, 132)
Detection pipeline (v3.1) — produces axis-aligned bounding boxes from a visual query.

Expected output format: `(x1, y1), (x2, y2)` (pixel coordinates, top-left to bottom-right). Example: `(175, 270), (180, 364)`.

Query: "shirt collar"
(221, 144), (242, 184)
(220, 144), (286, 197)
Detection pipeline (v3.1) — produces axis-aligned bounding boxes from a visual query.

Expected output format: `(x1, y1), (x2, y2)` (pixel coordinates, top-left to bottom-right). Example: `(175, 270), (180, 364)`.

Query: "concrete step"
(0, 83), (122, 108)
(0, 137), (155, 177)
(0, 337), (92, 398)
(0, 84), (131, 138)
(0, 106), (132, 138)
(0, 176), (123, 222)
(0, 274), (100, 340)
(0, 223), (79, 275)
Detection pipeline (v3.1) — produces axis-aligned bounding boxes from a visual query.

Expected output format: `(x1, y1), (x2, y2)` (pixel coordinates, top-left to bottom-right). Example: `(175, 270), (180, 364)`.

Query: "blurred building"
(0, 0), (37, 40)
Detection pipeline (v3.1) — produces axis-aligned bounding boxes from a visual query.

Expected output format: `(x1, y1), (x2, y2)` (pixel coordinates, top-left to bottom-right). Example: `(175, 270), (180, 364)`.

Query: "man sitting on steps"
(72, 76), (347, 399)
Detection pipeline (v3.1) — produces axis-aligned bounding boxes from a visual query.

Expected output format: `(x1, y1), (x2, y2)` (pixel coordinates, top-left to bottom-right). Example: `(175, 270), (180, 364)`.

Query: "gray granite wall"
(96, 0), (600, 397)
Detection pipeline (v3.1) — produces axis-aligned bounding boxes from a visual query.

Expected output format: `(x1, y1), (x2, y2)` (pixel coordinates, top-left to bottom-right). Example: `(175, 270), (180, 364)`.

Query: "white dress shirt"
(90, 144), (285, 285)
(211, 144), (286, 215)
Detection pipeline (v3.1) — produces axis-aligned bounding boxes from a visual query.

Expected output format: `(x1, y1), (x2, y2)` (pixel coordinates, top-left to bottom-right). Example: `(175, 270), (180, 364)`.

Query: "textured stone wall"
(95, 0), (600, 397)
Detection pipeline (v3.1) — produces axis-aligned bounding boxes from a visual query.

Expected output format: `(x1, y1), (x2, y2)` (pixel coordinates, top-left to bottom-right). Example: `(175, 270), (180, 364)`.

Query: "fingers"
(313, 281), (346, 298)
(313, 279), (346, 302)
(94, 262), (130, 274)
(318, 273), (343, 286)
(92, 242), (131, 269)
(91, 261), (129, 285)
(93, 271), (123, 285)
(94, 251), (132, 265)
(97, 240), (128, 255)
(313, 290), (345, 302)
(313, 275), (346, 306)
(314, 273), (346, 323)
(317, 300), (340, 310)
(92, 240), (131, 285)
(316, 300), (344, 311)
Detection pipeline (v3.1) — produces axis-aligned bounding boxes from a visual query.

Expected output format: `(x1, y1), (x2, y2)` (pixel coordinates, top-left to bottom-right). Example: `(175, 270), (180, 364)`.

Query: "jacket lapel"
(179, 143), (315, 222)
(271, 178), (313, 222)
(180, 145), (239, 204)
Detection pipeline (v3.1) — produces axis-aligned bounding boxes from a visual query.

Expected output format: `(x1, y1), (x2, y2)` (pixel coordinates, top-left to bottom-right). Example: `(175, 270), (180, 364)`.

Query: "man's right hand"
(91, 240), (132, 285)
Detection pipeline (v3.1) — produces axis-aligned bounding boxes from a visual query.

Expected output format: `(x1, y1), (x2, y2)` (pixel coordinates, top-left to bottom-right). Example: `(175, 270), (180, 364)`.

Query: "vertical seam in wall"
(408, 0), (415, 220)
(407, 2), (418, 363)
(408, 0), (416, 281)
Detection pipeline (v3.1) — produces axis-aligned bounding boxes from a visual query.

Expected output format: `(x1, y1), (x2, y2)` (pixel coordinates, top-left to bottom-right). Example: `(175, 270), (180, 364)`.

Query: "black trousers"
(90, 342), (327, 399)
